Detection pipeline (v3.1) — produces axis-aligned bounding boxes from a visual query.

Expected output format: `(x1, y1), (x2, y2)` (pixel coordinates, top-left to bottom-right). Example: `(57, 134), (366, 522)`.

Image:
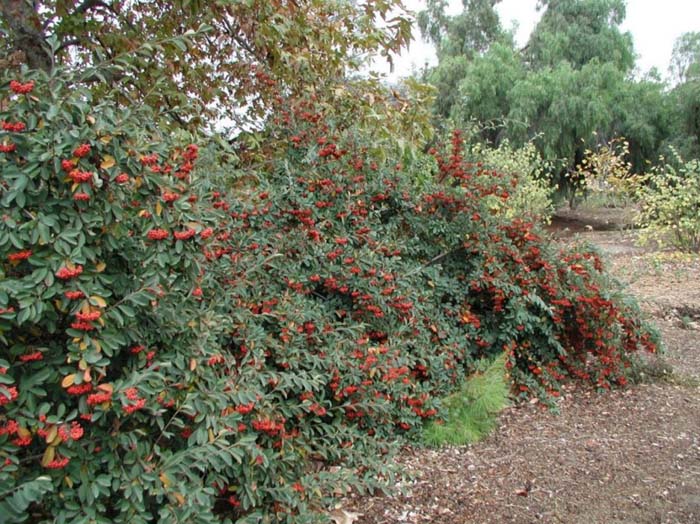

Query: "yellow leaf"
(95, 262), (106, 273)
(79, 340), (88, 351)
(49, 431), (62, 447)
(89, 296), (107, 308)
(134, 176), (143, 189)
(189, 358), (197, 371)
(93, 340), (102, 353)
(100, 155), (116, 169)
(99, 134), (111, 144)
(78, 358), (88, 371)
(155, 201), (163, 217)
(71, 183), (80, 193)
(65, 476), (74, 488)
(83, 368), (92, 383)
(174, 492), (185, 506)
(41, 447), (56, 467)
(208, 429), (215, 443)
(87, 115), (96, 125)
(61, 374), (76, 388)
(159, 472), (172, 488)
(17, 427), (31, 439)
(45, 426), (58, 444)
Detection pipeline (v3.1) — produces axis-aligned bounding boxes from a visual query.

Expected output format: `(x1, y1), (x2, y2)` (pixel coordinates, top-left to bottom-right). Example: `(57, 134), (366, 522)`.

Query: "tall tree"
(0, 0), (412, 127)
(418, 0), (504, 58)
(526, 0), (634, 72)
(667, 32), (700, 158)
(418, 0), (505, 118)
(669, 31), (700, 84)
(451, 40), (525, 143)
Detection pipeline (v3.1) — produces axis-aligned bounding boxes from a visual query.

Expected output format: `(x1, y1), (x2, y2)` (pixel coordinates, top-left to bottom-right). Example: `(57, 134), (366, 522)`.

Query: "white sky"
(380, 0), (700, 81)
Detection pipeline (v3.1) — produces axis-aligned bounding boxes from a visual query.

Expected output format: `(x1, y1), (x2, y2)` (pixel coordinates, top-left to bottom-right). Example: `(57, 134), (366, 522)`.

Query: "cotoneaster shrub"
(1, 73), (660, 524)
(0, 71), (250, 523)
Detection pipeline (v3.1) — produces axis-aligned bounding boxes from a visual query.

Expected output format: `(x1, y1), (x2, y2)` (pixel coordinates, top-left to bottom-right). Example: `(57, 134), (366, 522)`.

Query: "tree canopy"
(527, 0), (634, 71)
(0, 0), (412, 127)
(419, 0), (683, 174)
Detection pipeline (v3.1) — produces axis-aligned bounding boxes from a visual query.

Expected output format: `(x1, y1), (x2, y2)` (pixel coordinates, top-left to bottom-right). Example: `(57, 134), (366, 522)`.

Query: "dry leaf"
(160, 472), (172, 488)
(90, 295), (107, 308)
(100, 155), (116, 169)
(45, 426), (58, 444)
(41, 446), (56, 467)
(327, 509), (361, 524)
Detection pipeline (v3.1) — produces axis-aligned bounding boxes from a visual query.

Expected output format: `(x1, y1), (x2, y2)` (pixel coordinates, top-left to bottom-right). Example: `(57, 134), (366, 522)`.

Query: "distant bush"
(0, 73), (659, 523)
(637, 152), (700, 252)
(574, 137), (641, 208)
(469, 140), (554, 223)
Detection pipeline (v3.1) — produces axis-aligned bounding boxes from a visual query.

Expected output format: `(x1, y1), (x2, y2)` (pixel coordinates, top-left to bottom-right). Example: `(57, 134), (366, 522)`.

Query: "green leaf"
(0, 476), (54, 523)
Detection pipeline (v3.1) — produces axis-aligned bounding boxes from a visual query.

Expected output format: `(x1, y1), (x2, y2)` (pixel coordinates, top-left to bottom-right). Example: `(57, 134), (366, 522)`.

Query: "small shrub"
(637, 152), (700, 252)
(469, 140), (555, 223)
(422, 355), (509, 447)
(573, 137), (641, 208)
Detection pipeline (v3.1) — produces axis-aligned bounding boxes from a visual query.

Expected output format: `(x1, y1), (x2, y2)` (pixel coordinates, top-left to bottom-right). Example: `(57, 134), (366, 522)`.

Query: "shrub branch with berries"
(0, 72), (659, 524)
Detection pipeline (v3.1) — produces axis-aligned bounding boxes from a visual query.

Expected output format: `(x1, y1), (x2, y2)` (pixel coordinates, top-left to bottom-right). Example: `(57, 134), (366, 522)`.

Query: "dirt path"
(349, 223), (700, 524)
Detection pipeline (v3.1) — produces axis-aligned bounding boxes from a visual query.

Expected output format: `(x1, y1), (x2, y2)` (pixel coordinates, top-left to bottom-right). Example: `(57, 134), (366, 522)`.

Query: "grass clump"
(423, 355), (510, 447)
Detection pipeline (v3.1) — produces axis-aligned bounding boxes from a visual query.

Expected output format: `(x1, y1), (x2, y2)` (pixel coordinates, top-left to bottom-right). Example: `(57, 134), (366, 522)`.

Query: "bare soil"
(347, 208), (700, 524)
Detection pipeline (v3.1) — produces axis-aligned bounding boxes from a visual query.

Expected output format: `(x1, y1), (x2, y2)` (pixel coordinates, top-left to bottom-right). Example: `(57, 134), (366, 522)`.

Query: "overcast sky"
(380, 0), (700, 81)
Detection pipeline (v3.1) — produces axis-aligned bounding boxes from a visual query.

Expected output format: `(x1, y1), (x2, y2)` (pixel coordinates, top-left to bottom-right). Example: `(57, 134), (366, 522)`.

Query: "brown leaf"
(41, 446), (56, 467)
(61, 374), (76, 388)
(327, 509), (361, 524)
(100, 155), (116, 169)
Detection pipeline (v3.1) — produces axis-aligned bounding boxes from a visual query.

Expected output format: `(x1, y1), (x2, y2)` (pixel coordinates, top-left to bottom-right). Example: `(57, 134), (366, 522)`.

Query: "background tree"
(0, 0), (413, 128)
(450, 40), (525, 144)
(418, 0), (505, 118)
(421, 0), (676, 181)
(669, 31), (700, 84)
(666, 32), (700, 158)
(527, 0), (634, 72)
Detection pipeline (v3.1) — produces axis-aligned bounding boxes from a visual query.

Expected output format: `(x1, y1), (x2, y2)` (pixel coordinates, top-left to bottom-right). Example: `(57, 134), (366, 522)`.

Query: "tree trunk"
(0, 0), (51, 71)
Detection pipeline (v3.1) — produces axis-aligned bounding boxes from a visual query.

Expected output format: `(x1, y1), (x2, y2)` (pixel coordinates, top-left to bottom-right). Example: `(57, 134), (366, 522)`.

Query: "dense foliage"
(0, 70), (659, 522)
(637, 153), (700, 252)
(0, 0), (412, 129)
(419, 0), (697, 174)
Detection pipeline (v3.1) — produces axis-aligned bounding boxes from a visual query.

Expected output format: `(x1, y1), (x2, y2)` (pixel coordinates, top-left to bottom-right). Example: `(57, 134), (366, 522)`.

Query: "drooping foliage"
(666, 31), (700, 159)
(417, 0), (507, 118)
(420, 0), (681, 174)
(527, 0), (634, 72)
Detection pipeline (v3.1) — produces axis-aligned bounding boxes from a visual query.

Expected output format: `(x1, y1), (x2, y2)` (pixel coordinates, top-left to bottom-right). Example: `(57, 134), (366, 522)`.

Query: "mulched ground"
(346, 213), (700, 524)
